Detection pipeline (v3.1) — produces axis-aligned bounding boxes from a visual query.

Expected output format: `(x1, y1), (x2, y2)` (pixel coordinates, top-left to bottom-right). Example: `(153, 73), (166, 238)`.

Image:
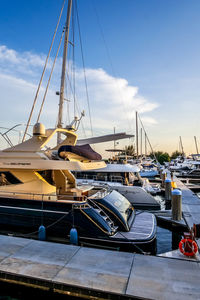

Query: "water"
(156, 226), (172, 254)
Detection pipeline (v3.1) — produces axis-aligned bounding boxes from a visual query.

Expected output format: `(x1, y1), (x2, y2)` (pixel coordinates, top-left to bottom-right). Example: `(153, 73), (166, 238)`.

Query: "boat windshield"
(93, 190), (135, 231)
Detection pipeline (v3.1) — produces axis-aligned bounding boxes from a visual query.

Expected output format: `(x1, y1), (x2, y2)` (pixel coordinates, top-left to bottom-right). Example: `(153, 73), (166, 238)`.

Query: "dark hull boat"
(0, 188), (156, 254)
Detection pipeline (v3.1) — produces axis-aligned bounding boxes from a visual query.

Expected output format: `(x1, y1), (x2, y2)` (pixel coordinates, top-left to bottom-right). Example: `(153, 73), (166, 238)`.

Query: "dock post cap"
(172, 189), (182, 196)
(165, 178), (171, 183)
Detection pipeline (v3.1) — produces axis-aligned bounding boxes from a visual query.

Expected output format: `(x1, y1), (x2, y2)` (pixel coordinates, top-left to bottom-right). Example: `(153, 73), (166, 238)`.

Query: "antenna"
(66, 110), (85, 131)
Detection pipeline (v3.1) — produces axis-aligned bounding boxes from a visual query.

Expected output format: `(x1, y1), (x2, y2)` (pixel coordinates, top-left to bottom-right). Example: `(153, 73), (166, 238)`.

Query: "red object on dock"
(179, 238), (198, 257)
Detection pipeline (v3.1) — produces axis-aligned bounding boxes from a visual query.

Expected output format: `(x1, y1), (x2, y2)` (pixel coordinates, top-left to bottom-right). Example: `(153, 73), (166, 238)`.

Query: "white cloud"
(0, 45), (46, 67)
(0, 45), (159, 142)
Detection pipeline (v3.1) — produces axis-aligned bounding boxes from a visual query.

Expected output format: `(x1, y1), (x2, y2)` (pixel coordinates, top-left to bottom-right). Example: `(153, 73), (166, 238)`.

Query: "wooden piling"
(161, 171), (167, 188)
(165, 178), (172, 201)
(172, 189), (182, 220)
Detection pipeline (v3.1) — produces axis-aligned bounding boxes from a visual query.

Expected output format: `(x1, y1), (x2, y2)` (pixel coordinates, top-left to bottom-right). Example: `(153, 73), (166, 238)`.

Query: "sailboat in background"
(0, 0), (156, 253)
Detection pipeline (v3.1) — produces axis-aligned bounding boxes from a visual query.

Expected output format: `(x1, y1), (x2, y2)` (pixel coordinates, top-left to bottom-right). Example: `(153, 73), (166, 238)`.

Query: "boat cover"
(58, 144), (102, 161)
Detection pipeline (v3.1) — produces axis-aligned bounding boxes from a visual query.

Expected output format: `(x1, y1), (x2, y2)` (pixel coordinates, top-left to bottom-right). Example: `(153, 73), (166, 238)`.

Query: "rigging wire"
(37, 26), (65, 123)
(137, 112), (158, 163)
(65, 70), (87, 137)
(62, 4), (87, 137)
(72, 3), (76, 119)
(22, 0), (66, 141)
(92, 1), (133, 134)
(75, 0), (93, 136)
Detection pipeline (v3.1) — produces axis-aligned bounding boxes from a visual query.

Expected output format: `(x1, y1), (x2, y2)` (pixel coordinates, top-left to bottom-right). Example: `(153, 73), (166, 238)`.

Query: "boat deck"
(0, 235), (199, 300)
(112, 211), (156, 242)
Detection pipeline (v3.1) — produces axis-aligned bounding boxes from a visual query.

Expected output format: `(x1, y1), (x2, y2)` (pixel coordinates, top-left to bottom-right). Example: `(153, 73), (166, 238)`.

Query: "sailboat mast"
(57, 0), (72, 144)
(179, 136), (184, 156)
(145, 132), (147, 157)
(136, 111), (139, 158)
(194, 136), (199, 155)
(140, 127), (142, 157)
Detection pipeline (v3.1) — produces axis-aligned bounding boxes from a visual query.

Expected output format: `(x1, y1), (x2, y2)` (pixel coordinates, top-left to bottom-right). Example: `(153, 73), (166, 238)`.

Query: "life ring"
(179, 238), (198, 257)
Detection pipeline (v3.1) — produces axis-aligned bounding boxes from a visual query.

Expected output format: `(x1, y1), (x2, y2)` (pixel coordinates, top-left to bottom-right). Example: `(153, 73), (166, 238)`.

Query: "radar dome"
(33, 123), (46, 137)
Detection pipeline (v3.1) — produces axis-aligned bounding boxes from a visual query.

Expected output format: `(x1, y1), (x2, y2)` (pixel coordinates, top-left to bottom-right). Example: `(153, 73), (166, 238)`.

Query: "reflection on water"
(156, 226), (183, 254)
(153, 193), (183, 254)
(156, 226), (172, 254)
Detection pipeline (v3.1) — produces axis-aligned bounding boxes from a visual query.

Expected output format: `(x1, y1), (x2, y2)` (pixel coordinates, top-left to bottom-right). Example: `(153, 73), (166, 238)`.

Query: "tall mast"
(179, 136), (184, 156)
(194, 136), (199, 155)
(135, 111), (139, 158)
(57, 0), (72, 144)
(114, 127), (116, 151)
(140, 127), (142, 157)
(145, 132), (147, 157)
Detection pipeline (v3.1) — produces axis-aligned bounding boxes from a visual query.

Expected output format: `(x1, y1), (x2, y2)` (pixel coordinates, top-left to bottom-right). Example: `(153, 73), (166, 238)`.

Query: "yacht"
(0, 0), (157, 253)
(0, 124), (156, 253)
(73, 162), (161, 210)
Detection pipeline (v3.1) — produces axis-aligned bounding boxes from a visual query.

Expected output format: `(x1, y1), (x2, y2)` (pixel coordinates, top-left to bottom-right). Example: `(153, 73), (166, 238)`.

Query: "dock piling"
(165, 178), (172, 201)
(161, 171), (167, 188)
(172, 189), (182, 220)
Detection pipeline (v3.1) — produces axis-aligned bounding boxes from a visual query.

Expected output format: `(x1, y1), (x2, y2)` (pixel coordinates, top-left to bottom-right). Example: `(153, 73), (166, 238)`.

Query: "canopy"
(58, 144), (102, 161)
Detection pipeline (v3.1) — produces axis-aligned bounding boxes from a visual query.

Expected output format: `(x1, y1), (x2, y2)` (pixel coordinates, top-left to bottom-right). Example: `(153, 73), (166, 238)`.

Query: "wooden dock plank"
(174, 177), (200, 229)
(54, 247), (134, 294)
(0, 235), (199, 299)
(0, 237), (80, 281)
(126, 254), (200, 300)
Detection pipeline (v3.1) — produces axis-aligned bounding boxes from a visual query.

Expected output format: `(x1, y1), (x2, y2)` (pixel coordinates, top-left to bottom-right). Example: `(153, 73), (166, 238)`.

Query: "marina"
(0, 175), (198, 299)
(0, 0), (200, 299)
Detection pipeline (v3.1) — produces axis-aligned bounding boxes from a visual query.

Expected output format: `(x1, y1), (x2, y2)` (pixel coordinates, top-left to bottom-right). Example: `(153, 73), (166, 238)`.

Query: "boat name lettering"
(3, 162), (31, 166)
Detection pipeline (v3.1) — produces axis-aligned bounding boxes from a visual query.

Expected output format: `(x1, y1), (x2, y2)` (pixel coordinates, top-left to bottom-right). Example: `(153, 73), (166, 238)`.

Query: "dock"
(0, 235), (199, 300)
(155, 176), (200, 231)
(0, 177), (199, 299)
(175, 177), (200, 227)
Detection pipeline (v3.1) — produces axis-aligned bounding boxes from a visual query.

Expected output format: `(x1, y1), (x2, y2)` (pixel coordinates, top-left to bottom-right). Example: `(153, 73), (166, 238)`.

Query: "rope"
(18, 209), (73, 238)
(22, 0), (66, 141)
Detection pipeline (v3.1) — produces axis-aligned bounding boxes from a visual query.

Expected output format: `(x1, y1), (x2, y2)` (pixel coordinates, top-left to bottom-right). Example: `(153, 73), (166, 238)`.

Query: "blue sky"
(0, 0), (200, 156)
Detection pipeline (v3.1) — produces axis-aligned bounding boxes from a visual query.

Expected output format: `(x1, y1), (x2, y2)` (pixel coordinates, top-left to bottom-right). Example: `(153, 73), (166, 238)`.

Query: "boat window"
(37, 170), (55, 185)
(0, 172), (21, 185)
(96, 172), (108, 181)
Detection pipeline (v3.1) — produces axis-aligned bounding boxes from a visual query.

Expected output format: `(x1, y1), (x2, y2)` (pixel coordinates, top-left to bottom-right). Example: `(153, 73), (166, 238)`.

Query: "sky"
(0, 0), (200, 157)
